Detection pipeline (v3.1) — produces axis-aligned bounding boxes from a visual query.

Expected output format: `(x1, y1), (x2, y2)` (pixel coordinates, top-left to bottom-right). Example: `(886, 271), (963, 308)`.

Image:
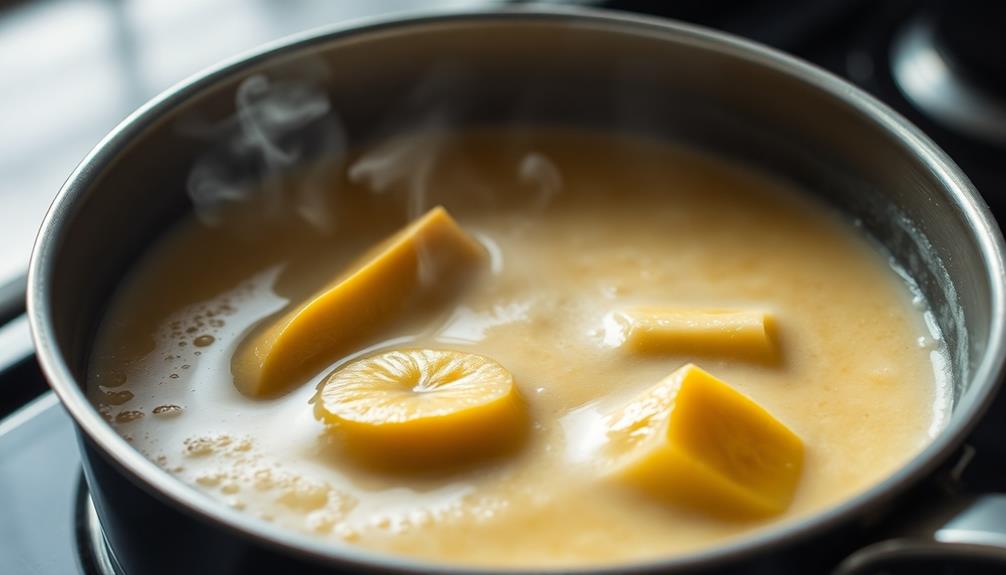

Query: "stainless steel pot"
(26, 8), (1006, 574)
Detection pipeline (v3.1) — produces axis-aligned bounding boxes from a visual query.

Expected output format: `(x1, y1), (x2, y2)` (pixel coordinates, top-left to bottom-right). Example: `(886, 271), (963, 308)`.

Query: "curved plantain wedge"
(232, 206), (486, 397)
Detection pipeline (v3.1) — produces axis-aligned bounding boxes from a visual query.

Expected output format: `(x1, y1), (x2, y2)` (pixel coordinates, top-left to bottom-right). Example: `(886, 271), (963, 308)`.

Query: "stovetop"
(3, 1), (1006, 574)
(0, 394), (81, 574)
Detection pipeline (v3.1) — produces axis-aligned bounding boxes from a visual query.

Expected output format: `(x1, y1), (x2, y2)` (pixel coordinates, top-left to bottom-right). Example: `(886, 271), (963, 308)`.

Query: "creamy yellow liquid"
(88, 128), (949, 568)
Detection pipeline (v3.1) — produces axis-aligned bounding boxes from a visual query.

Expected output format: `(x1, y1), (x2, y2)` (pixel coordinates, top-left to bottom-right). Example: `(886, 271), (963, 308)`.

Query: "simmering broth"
(88, 128), (949, 568)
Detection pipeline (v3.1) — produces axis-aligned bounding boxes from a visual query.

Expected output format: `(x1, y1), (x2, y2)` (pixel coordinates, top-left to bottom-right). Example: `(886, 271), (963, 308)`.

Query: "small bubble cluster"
(159, 298), (237, 384)
(115, 410), (144, 423)
(334, 524), (360, 542)
(184, 434), (236, 457)
(468, 496), (510, 524)
(104, 390), (134, 405)
(306, 510), (338, 534)
(196, 472), (224, 487)
(97, 406), (113, 423)
(152, 404), (184, 418)
(276, 478), (333, 512)
(102, 371), (127, 387)
(178, 436), (358, 538)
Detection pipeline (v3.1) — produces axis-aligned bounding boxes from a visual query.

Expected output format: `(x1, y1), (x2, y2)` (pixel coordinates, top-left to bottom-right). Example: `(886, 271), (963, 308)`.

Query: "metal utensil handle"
(834, 494), (1006, 574)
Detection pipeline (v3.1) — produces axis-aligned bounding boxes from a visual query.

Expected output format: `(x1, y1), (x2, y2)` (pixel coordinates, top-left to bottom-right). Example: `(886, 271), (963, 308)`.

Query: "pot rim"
(26, 6), (1006, 574)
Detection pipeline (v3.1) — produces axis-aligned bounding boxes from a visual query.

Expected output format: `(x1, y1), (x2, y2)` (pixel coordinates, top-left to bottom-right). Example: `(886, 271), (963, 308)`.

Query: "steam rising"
(347, 129), (446, 218)
(184, 69), (565, 274)
(347, 129), (448, 285)
(186, 74), (346, 230)
(518, 152), (563, 210)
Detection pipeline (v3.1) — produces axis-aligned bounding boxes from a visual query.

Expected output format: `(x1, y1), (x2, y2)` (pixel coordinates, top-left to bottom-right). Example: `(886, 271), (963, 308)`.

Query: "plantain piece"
(607, 364), (804, 518)
(315, 349), (526, 467)
(233, 207), (486, 397)
(616, 308), (777, 360)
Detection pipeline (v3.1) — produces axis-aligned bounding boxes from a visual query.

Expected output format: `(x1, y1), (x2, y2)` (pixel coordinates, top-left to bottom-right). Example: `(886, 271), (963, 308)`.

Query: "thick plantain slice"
(615, 308), (777, 360)
(233, 207), (486, 397)
(607, 364), (804, 518)
(315, 349), (526, 467)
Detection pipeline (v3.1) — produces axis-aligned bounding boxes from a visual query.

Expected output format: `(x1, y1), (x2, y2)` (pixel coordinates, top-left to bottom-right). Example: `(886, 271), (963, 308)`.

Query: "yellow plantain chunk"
(315, 349), (526, 467)
(618, 308), (777, 359)
(607, 364), (804, 518)
(233, 207), (486, 397)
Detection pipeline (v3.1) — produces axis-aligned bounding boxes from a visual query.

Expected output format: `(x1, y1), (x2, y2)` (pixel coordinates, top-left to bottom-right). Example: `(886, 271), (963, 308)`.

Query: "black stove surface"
(4, 1), (1006, 574)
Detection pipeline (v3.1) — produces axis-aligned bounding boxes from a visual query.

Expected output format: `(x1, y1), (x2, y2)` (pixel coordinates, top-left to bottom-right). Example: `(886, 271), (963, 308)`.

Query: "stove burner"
(75, 479), (121, 575)
(891, 17), (1006, 144)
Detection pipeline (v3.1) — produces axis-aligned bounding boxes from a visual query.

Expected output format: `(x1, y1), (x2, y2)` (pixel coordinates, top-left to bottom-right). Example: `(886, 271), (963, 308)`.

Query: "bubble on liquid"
(169, 373), (180, 380)
(372, 516), (392, 530)
(209, 318), (225, 328)
(253, 469), (276, 491)
(115, 410), (144, 423)
(185, 438), (215, 456)
(277, 479), (331, 511)
(307, 510), (337, 534)
(152, 404), (183, 418)
(329, 490), (358, 515)
(193, 335), (216, 347)
(181, 364), (190, 370)
(912, 295), (925, 309)
(221, 482), (240, 494)
(228, 499), (246, 511)
(334, 524), (359, 542)
(103, 371), (127, 387)
(196, 473), (224, 487)
(98, 406), (113, 423)
(104, 390), (134, 405)
(186, 326), (197, 334)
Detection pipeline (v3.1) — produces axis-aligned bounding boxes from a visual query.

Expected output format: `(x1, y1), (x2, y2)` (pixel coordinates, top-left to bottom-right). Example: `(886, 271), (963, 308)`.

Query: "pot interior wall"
(47, 15), (989, 424)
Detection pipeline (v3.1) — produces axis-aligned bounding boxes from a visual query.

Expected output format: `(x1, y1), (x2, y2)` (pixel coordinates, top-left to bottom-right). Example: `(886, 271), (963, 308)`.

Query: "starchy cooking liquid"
(87, 128), (950, 568)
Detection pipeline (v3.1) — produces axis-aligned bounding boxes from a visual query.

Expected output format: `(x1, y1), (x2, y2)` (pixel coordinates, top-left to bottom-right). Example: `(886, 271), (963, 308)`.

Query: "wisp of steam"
(184, 69), (564, 287)
(186, 73), (346, 231)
